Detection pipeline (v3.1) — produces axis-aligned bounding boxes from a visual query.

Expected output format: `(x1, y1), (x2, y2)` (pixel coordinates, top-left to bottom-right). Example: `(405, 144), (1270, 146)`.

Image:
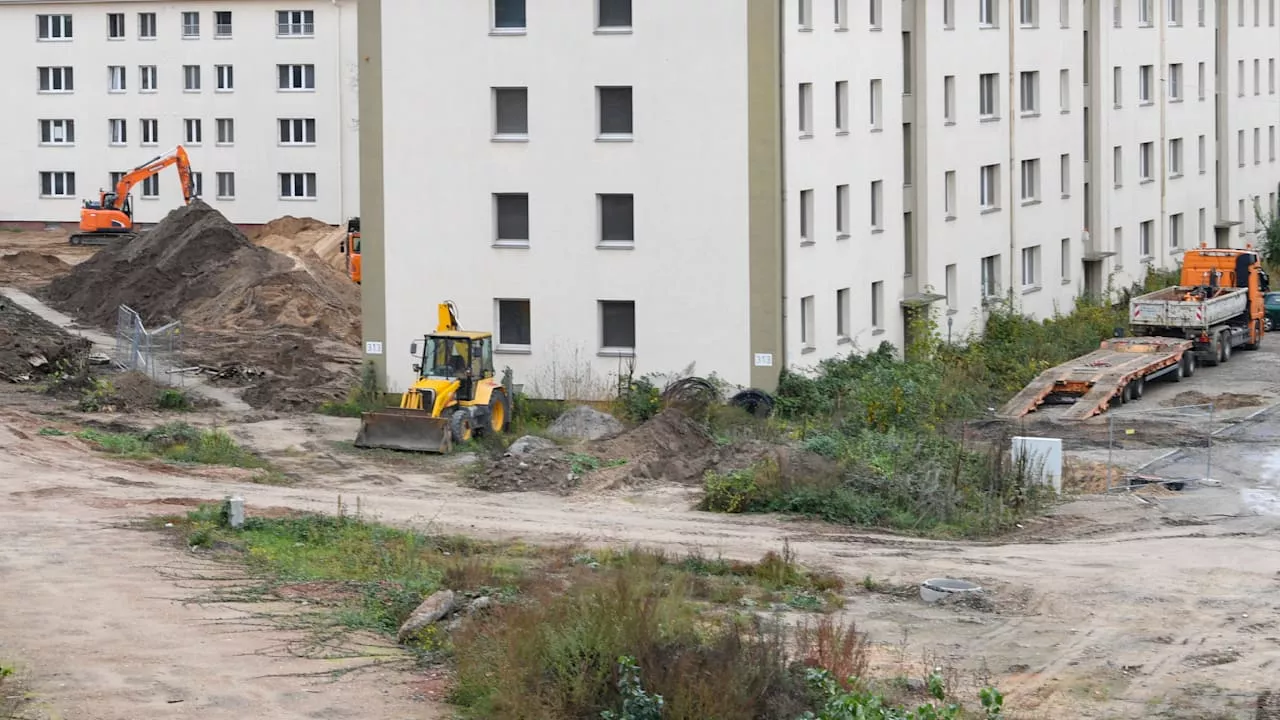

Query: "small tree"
(1254, 200), (1280, 268)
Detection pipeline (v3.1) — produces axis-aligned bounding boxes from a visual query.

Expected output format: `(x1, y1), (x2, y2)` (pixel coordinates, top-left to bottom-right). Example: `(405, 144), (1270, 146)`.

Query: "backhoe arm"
(110, 145), (196, 209)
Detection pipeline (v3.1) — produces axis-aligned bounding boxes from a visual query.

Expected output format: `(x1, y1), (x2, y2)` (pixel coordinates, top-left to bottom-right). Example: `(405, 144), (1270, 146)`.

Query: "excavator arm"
(109, 145), (196, 209)
(72, 145), (197, 246)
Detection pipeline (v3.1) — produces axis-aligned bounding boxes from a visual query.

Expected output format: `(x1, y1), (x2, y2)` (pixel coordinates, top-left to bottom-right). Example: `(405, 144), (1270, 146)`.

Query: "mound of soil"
(1163, 390), (1264, 410)
(0, 251), (72, 288)
(42, 200), (361, 411)
(248, 215), (331, 241)
(0, 298), (91, 382)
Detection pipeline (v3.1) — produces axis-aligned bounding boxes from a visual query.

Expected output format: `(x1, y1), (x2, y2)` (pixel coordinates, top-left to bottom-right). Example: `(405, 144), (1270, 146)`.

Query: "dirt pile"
(1163, 390), (1264, 410)
(0, 251), (71, 288)
(249, 216), (350, 276)
(0, 298), (90, 382)
(248, 216), (330, 241)
(42, 200), (362, 410)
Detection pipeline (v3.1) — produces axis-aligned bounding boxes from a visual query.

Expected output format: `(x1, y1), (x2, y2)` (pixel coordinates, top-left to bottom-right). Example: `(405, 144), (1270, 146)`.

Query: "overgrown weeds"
(319, 361), (385, 417)
(57, 421), (270, 471)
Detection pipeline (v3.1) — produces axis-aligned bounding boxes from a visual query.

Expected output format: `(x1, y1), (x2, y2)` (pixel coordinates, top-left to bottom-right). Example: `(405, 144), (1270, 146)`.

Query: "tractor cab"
(410, 331), (494, 404)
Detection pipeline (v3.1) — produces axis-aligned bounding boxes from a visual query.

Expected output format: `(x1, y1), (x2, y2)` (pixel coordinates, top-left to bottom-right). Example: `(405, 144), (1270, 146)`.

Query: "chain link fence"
(1105, 403), (1214, 491)
(113, 305), (185, 387)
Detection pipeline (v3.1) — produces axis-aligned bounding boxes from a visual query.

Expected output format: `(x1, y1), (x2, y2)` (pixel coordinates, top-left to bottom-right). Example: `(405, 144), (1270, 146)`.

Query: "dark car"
(1265, 292), (1280, 332)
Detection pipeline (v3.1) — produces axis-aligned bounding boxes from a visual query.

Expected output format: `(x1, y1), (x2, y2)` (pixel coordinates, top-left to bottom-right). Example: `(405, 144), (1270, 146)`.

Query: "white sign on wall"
(754, 353), (774, 368)
(365, 341), (384, 356)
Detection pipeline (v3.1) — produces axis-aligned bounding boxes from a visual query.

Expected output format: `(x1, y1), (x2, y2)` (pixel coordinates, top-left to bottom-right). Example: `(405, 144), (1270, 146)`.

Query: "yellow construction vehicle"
(354, 302), (510, 453)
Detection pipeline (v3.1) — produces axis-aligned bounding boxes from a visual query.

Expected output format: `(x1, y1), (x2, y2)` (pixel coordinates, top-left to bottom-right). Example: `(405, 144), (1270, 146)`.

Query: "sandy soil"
(0, 228), (93, 289)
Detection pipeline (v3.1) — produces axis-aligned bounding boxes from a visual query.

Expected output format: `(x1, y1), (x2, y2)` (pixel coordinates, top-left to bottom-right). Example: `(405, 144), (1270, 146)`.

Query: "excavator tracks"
(69, 233), (136, 246)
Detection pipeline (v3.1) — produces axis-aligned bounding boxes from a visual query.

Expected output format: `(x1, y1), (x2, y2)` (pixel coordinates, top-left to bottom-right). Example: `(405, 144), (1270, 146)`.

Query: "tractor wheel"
(486, 390), (511, 435)
(449, 408), (473, 445)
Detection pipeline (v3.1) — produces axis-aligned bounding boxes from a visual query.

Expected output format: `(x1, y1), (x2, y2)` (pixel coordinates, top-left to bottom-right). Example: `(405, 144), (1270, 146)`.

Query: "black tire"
(1220, 332), (1232, 363)
(1266, 317), (1274, 332)
(1119, 385), (1129, 404)
(1132, 376), (1145, 400)
(449, 408), (473, 444)
(1172, 358), (1184, 382)
(1184, 353), (1197, 377)
(485, 390), (510, 435)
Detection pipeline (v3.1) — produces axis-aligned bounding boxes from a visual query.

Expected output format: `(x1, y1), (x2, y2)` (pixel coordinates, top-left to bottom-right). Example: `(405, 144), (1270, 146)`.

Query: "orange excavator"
(70, 145), (197, 246)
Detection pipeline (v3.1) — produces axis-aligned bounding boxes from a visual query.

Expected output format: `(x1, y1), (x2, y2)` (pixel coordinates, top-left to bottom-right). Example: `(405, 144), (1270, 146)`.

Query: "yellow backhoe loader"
(354, 302), (511, 453)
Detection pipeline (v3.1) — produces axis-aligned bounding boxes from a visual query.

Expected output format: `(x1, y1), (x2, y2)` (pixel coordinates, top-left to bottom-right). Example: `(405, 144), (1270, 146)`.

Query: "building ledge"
(900, 292), (945, 308)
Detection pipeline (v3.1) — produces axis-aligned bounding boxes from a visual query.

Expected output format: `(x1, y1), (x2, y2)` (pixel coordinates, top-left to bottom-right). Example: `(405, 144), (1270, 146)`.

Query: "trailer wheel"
(1131, 376), (1145, 400)
(1183, 353), (1196, 377)
(1118, 385), (1129, 404)
(1220, 332), (1232, 363)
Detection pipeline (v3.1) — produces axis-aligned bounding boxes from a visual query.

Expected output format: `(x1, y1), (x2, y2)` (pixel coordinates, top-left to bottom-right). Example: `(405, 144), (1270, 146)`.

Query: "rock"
(906, 677), (926, 692)
(547, 405), (624, 441)
(507, 435), (557, 456)
(467, 596), (495, 615)
(396, 589), (457, 643)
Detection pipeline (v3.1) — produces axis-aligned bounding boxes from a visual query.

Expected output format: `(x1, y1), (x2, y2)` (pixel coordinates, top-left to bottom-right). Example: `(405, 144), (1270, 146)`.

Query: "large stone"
(396, 589), (457, 643)
(507, 435), (557, 456)
(547, 405), (624, 441)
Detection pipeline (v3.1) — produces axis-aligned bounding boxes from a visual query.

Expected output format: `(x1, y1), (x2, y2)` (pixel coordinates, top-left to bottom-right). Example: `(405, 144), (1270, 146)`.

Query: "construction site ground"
(3, 222), (1280, 719)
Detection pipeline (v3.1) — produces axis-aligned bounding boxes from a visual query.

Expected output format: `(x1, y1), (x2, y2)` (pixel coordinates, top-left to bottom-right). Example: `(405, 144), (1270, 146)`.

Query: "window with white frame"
(797, 83), (813, 136)
(835, 80), (849, 132)
(979, 73), (999, 118)
(1255, 59), (1262, 94)
(981, 254), (1000, 297)
(1059, 153), (1070, 195)
(1060, 0), (1070, 25)
(1020, 158), (1040, 202)
(1113, 66), (1123, 106)
(1199, 134), (1207, 172)
(869, 79), (883, 128)
(599, 193), (635, 246)
(836, 288), (850, 339)
(798, 0), (812, 28)
(107, 13), (125, 39)
(1019, 0), (1038, 26)
(279, 118), (316, 144)
(108, 66), (126, 92)
(1139, 141), (1154, 180)
(597, 0), (631, 29)
(1139, 0), (1153, 24)
(1021, 245), (1041, 288)
(141, 175), (159, 198)
(214, 10), (232, 37)
(1198, 62), (1206, 99)
(278, 64), (316, 91)
(1019, 71), (1039, 114)
(1170, 212), (1183, 248)
(1199, 208), (1207, 244)
(1170, 137), (1183, 175)
(835, 184), (850, 236)
(216, 172), (235, 199)
(140, 65), (157, 91)
(39, 171), (75, 197)
(140, 118), (158, 145)
(870, 281), (884, 330)
(1168, 0), (1183, 24)
(1255, 127), (1262, 164)
(1113, 146), (1124, 185)
(869, 0), (882, 28)
(870, 180), (884, 229)
(190, 171), (203, 197)
(38, 67), (73, 93)
(1239, 129), (1246, 166)
(1270, 125), (1276, 161)
(493, 0), (527, 31)
(834, 0), (849, 29)
(1114, 0), (1123, 25)
(138, 12), (156, 38)
(109, 119), (127, 145)
(1169, 63), (1182, 100)
(182, 11), (200, 37)
(183, 65), (200, 91)
(280, 173), (317, 199)
(1060, 238), (1071, 281)
(109, 171), (126, 189)
(943, 0), (955, 27)
(494, 193), (529, 246)
(980, 0), (999, 27)
(37, 14), (72, 40)
(496, 299), (532, 350)
(943, 75), (956, 122)
(1059, 69), (1069, 112)
(277, 10), (315, 36)
(39, 119), (75, 145)
(1239, 60), (1246, 96)
(1270, 59), (1276, 93)
(944, 170), (957, 218)
(215, 65), (233, 91)
(1198, 0), (1207, 24)
(184, 119), (202, 144)
(598, 86), (633, 137)
(1139, 219), (1153, 256)
(979, 164), (1000, 209)
(1138, 65), (1153, 103)
(493, 87), (528, 138)
(600, 300), (636, 353)
(798, 188), (813, 242)
(216, 118), (235, 145)
(945, 264), (957, 309)
(1113, 227), (1124, 266)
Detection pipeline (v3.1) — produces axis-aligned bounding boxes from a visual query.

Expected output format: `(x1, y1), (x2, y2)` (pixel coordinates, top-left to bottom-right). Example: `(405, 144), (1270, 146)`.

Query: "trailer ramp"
(997, 337), (1192, 421)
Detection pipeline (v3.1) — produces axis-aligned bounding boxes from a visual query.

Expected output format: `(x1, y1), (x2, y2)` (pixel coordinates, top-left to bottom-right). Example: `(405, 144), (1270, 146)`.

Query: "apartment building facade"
(359, 0), (1280, 397)
(0, 0), (360, 226)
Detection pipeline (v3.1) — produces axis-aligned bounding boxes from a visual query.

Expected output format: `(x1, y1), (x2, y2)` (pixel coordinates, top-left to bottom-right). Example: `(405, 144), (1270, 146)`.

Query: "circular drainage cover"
(919, 577), (982, 604)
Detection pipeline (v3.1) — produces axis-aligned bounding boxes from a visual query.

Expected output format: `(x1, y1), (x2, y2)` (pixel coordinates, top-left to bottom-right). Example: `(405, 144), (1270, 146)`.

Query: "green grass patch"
(66, 422), (270, 471)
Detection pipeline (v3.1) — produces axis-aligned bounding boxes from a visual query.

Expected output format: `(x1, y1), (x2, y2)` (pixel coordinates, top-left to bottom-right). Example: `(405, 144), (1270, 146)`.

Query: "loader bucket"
(354, 408), (453, 454)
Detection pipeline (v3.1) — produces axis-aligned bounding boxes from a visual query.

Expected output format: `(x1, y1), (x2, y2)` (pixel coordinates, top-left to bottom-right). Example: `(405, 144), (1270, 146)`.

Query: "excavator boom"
(72, 145), (197, 246)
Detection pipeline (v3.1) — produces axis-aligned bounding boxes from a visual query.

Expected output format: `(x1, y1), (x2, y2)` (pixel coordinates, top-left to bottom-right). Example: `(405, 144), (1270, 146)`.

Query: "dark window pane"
(598, 0), (632, 27)
(498, 300), (531, 345)
(599, 87), (633, 134)
(600, 194), (634, 242)
(494, 88), (528, 135)
(494, 0), (526, 28)
(601, 301), (635, 349)
(496, 194), (529, 240)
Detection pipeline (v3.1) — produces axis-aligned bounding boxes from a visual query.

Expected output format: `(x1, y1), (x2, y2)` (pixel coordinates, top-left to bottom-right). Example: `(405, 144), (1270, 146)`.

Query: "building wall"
(372, 0), (759, 396)
(0, 0), (359, 226)
(1222, 0), (1280, 246)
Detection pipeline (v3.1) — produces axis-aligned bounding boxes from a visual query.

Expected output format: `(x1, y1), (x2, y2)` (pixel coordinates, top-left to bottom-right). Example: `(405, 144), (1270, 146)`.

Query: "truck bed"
(1129, 285), (1247, 330)
(997, 337), (1193, 420)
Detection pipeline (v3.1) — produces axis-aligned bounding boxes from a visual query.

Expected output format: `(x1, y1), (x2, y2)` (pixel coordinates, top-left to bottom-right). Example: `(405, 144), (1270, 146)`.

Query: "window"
(870, 180), (883, 229)
(278, 118), (316, 144)
(40, 172), (76, 198)
(140, 118), (158, 145)
(835, 184), (850, 236)
(981, 254), (1000, 297)
(39, 119), (75, 145)
(1270, 59), (1276, 94)
(1270, 126), (1276, 161)
(1199, 0), (1207, 24)
(1140, 220), (1153, 257)
(979, 164), (999, 210)
(798, 0), (813, 28)
(1139, 0), (1153, 24)
(216, 172), (235, 200)
(38, 67), (73, 93)
(277, 10), (315, 36)
(1239, 129), (1246, 166)
(943, 0), (956, 28)
(1059, 153), (1070, 196)
(1113, 146), (1123, 185)
(869, 79), (883, 129)
(835, 0), (849, 29)
(901, 32), (912, 94)
(1060, 238), (1071, 281)
(1198, 62), (1206, 100)
(869, 0), (882, 27)
(1020, 159), (1040, 202)
(493, 0), (526, 31)
(870, 282), (884, 330)
(1169, 137), (1183, 176)
(798, 83), (813, 136)
(599, 194), (635, 246)
(108, 66), (126, 92)
(1021, 245), (1041, 288)
(1255, 59), (1262, 95)
(279, 173), (317, 199)
(37, 14), (72, 40)
(278, 64), (316, 91)
(214, 10), (232, 37)
(979, 73), (999, 118)
(1170, 213), (1183, 248)
(107, 13), (125, 39)
(836, 288), (850, 339)
(140, 65), (157, 92)
(798, 189), (814, 242)
(216, 118), (235, 145)
(1139, 65), (1153, 103)
(1169, 63), (1182, 100)
(1019, 71), (1039, 114)
(597, 86), (633, 137)
(1169, 0), (1183, 24)
(496, 299), (531, 350)
(943, 75), (956, 122)
(138, 12), (156, 38)
(1114, 0), (1123, 25)
(182, 11), (200, 37)
(835, 81), (849, 132)
(944, 170), (957, 218)
(184, 172), (200, 198)
(141, 176), (159, 198)
(215, 65), (233, 91)
(494, 193), (529, 246)
(1239, 60), (1246, 96)
(1060, 0), (1070, 25)
(1113, 66), (1123, 106)
(1198, 134), (1207, 172)
(109, 171), (126, 189)
(980, 0), (999, 26)
(184, 119), (203, 144)
(183, 65), (201, 91)
(1139, 142), (1154, 180)
(945, 264), (958, 309)
(1020, 0), (1039, 26)
(600, 300), (636, 353)
(1059, 69), (1069, 112)
(800, 296), (815, 348)
(1199, 208), (1207, 244)
(1255, 127), (1262, 164)
(493, 88), (528, 138)
(109, 119), (127, 145)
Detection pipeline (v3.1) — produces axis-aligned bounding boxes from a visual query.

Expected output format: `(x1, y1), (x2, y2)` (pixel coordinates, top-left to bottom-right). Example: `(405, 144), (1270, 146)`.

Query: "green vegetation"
(53, 422), (270, 473)
(319, 361), (386, 417)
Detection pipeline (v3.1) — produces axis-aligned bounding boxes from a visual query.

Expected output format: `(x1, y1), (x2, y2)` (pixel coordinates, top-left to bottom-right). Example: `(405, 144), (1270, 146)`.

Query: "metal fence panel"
(113, 304), (184, 387)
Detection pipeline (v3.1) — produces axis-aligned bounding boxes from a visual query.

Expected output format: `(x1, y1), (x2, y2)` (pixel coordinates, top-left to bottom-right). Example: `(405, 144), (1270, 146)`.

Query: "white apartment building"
(0, 0), (360, 227)
(358, 0), (1280, 397)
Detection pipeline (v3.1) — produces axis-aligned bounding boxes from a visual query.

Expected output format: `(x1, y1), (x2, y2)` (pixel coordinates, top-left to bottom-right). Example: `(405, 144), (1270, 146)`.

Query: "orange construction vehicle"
(71, 145), (197, 246)
(339, 216), (361, 284)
